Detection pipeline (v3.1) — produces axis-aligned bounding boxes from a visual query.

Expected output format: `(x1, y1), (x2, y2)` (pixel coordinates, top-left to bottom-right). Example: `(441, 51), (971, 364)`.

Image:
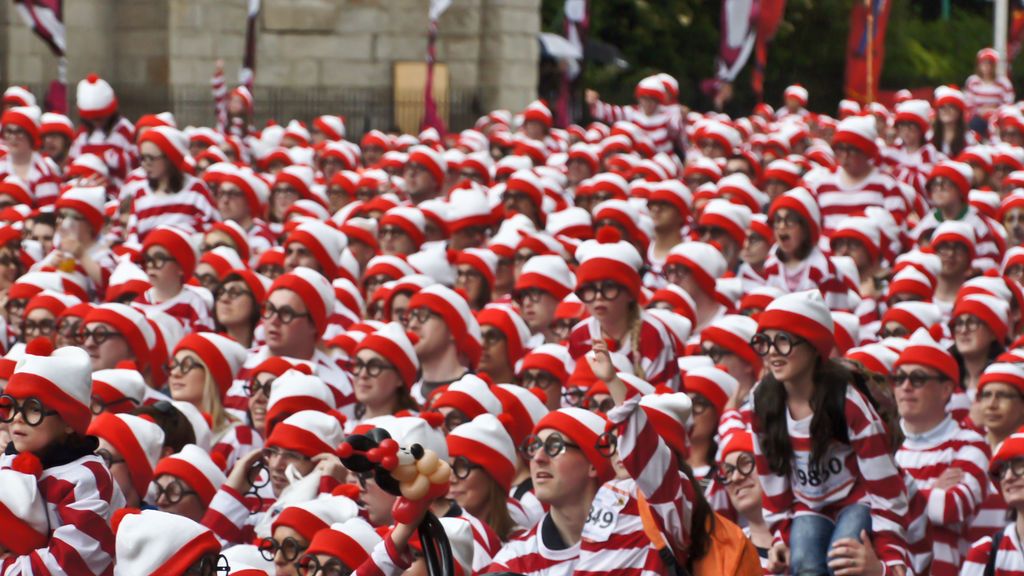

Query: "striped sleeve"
(355, 534), (411, 576)
(589, 99), (627, 124)
(925, 437), (990, 528)
(201, 485), (257, 545)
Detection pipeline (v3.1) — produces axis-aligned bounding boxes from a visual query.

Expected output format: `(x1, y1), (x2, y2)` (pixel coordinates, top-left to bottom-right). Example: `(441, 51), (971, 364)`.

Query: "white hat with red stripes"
(515, 254), (575, 299)
(928, 160), (974, 199)
(87, 413), (165, 498)
(895, 99), (932, 133)
(698, 199), (752, 246)
(314, 115), (346, 141)
(6, 344), (92, 434)
(684, 366), (738, 416)
(830, 216), (881, 262)
(718, 173), (768, 212)
(408, 145), (448, 185)
(769, 186), (822, 244)
(845, 344), (899, 375)
(784, 84), (809, 105)
(92, 365), (147, 413)
(269, 267), (336, 336)
(152, 444), (226, 506)
(407, 284), (483, 367)
(265, 370), (337, 432)
(76, 74), (117, 119)
(831, 311), (861, 354)
(285, 221), (348, 280)
(433, 373), (503, 418)
(757, 289), (836, 357)
(113, 510), (221, 575)
(272, 494), (360, 542)
(882, 301), (942, 334)
(533, 407), (615, 482)
(833, 115), (878, 157)
(666, 241), (727, 296)
(930, 220), (977, 258)
(701, 314), (761, 371)
(266, 409), (345, 458)
(493, 383), (549, 446)
(355, 322), (419, 389)
(448, 413), (517, 490)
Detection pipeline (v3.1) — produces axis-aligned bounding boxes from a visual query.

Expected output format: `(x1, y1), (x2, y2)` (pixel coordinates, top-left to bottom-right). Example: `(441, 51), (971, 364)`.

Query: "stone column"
(478, 0), (540, 114)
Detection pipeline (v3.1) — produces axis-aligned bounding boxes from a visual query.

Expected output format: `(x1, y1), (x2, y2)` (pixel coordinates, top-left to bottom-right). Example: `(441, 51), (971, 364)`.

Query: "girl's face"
(247, 370), (275, 433)
(168, 350), (208, 407)
(740, 232), (770, 268)
(478, 324), (510, 380)
(937, 104), (960, 125)
(761, 329), (818, 383)
(143, 246), (184, 291)
(352, 350), (404, 408)
(953, 314), (996, 357)
(722, 451), (762, 516)
(519, 290), (559, 334)
(271, 526), (308, 576)
(772, 209), (807, 258)
(581, 282), (632, 325)
(215, 279), (255, 329)
(154, 474), (206, 522)
(140, 141), (168, 181)
(448, 462), (491, 519)
(687, 392), (718, 445)
(897, 123), (923, 147)
(22, 308), (56, 344)
(8, 397), (69, 454)
(454, 265), (486, 306)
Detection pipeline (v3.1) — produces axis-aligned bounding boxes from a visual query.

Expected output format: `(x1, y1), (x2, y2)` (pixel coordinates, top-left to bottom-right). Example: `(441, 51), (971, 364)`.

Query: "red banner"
(844, 0), (891, 104)
(752, 0), (786, 100)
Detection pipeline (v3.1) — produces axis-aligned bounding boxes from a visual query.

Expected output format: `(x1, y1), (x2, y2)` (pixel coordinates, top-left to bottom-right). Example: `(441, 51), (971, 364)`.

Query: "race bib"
(582, 488), (627, 542)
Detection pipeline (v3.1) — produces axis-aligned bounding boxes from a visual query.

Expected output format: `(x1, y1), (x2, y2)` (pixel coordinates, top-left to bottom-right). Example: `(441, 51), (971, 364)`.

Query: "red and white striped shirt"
(229, 347), (356, 420)
(895, 416), (991, 576)
(126, 174), (219, 241)
(966, 74), (1015, 117)
(589, 100), (685, 155)
(211, 421), (263, 472)
(812, 168), (905, 235)
(486, 514), (581, 576)
(910, 207), (1005, 272)
(567, 312), (680, 390)
(0, 452), (125, 576)
(750, 384), (911, 570)
(962, 521), (1024, 576)
(969, 483), (1010, 547)
(68, 117), (137, 184)
(135, 285), (214, 333)
(0, 152), (61, 206)
(886, 143), (944, 197)
(762, 247), (855, 311)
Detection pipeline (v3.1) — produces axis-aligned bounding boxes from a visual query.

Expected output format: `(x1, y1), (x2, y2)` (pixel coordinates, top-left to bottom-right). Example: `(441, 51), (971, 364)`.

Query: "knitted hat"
(364, 255), (417, 284)
(648, 180), (693, 219)
(87, 413), (164, 497)
(55, 186), (106, 233)
(952, 293), (1010, 342)
(533, 407), (615, 483)
(143, 225), (199, 278)
(784, 84), (808, 105)
(665, 241), (727, 296)
(355, 322), (419, 389)
(1, 105), (41, 148)
(515, 254), (575, 299)
(80, 303), (155, 371)
(380, 206), (427, 248)
(718, 430), (754, 464)
(152, 444), (226, 506)
(407, 285), (483, 368)
(683, 366), (738, 416)
(448, 413), (517, 490)
(893, 328), (958, 382)
(6, 345), (92, 434)
(408, 145), (447, 186)
(432, 374), (503, 418)
(492, 383), (549, 446)
(769, 187), (822, 245)
(456, 248), (499, 289)
(845, 344), (899, 375)
(92, 365), (147, 414)
(477, 304), (532, 368)
(700, 315), (762, 373)
(266, 410), (345, 458)
(979, 362), (1024, 396)
(2, 86), (35, 108)
(269, 267), (336, 336)
(830, 216), (881, 263)
(507, 169), (546, 211)
(76, 74), (118, 119)
(139, 126), (191, 173)
(24, 290), (81, 320)
(113, 510), (220, 576)
(0, 453), (49, 554)
(593, 199), (649, 248)
(831, 311), (861, 354)
(313, 114), (346, 141)
(285, 221), (348, 280)
(272, 495), (360, 542)
(518, 343), (575, 384)
(305, 518), (381, 572)
(574, 228), (644, 300)
(928, 160), (974, 199)
(523, 100), (553, 127)
(881, 301), (942, 335)
(172, 333), (247, 400)
(833, 116), (878, 157)
(930, 220), (977, 259)
(895, 99), (932, 133)
(991, 431), (1024, 487)
(197, 247), (245, 281)
(718, 173), (768, 212)
(698, 199), (752, 247)
(0, 175), (33, 207)
(264, 369), (335, 433)
(886, 265), (935, 302)
(638, 390), (692, 459)
(757, 290), (836, 357)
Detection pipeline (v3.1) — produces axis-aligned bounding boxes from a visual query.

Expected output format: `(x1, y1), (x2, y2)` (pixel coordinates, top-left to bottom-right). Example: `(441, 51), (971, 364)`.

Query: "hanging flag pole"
(866, 0), (874, 103)
(240, 0), (261, 90)
(422, 0), (451, 134)
(13, 0), (66, 113)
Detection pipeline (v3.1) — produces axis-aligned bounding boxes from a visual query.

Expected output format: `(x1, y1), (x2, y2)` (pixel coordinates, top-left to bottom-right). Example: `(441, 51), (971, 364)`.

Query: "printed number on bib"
(582, 488), (627, 542)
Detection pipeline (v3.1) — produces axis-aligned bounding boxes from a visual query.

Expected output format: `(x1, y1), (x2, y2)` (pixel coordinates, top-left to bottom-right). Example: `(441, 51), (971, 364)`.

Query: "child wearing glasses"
(0, 345), (122, 574)
(748, 290), (910, 576)
(136, 224), (214, 332)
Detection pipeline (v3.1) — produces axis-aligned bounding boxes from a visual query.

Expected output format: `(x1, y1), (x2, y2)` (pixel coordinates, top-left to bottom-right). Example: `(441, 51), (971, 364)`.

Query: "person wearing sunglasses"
(136, 224), (214, 332)
(889, 328), (990, 575)
(0, 345), (121, 574)
(448, 414), (523, 542)
(514, 254), (575, 344)
(951, 294), (1009, 424)
(150, 444), (227, 522)
(568, 227), (679, 390)
(350, 322), (420, 423)
(963, 432), (1024, 574)
(88, 412), (164, 509)
(298, 517), (381, 576)
(749, 290), (910, 576)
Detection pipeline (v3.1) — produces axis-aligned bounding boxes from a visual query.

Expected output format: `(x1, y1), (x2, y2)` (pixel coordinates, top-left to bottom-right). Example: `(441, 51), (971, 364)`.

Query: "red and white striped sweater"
(567, 313), (680, 391)
(966, 74), (1015, 117)
(589, 100), (685, 155)
(962, 521), (1024, 576)
(68, 118), (137, 185)
(812, 168), (906, 235)
(0, 152), (61, 206)
(135, 285), (214, 333)
(125, 174), (219, 241)
(761, 247), (856, 312)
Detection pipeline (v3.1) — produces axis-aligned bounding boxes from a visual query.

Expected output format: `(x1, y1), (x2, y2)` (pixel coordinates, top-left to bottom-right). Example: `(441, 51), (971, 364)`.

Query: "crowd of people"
(5, 45), (1024, 576)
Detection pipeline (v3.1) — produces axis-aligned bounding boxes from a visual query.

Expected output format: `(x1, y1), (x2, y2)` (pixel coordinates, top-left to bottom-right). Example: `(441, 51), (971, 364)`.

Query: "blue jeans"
(788, 504), (872, 576)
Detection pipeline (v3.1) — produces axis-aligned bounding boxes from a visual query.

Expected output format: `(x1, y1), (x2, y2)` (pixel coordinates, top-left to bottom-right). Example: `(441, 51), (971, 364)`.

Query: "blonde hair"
(196, 358), (237, 434)
(627, 302), (645, 378)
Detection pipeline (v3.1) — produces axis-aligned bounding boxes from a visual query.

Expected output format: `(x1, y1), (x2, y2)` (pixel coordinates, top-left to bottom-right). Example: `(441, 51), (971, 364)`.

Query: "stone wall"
(0, 0), (540, 131)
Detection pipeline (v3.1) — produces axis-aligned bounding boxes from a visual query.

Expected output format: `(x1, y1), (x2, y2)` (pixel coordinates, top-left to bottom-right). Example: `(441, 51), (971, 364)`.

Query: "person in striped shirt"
(962, 432), (1024, 575)
(749, 290), (911, 575)
(965, 48), (1015, 128)
(892, 328), (991, 575)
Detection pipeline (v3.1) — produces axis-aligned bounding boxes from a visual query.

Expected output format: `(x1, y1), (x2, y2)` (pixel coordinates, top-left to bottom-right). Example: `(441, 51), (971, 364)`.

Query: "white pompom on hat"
(113, 509), (221, 576)
(0, 452), (49, 554)
(76, 73), (118, 119)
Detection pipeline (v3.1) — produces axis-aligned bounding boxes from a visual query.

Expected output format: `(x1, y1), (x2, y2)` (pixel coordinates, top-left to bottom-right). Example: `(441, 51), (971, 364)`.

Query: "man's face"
(263, 289), (316, 357)
(529, 429), (596, 507)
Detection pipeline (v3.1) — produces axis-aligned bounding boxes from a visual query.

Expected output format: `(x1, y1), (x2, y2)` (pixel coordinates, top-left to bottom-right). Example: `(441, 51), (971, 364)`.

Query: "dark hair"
(33, 212), (56, 228)
(133, 402), (197, 453)
(932, 110), (968, 158)
(678, 459), (714, 568)
(82, 113), (121, 136)
(753, 357), (856, 477)
(213, 277), (260, 335)
(148, 163), (185, 194)
(776, 214), (814, 262)
(952, 340), (1005, 388)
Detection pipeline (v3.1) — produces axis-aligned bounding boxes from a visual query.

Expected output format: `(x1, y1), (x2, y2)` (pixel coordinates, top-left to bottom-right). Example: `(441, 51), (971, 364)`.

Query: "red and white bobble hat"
(0, 453), (49, 554)
(152, 444), (226, 506)
(0, 175), (34, 207)
(886, 265), (935, 302)
(757, 289), (836, 357)
(456, 248), (499, 288)
(717, 173), (768, 212)
(269, 267), (337, 336)
(769, 186), (822, 245)
(198, 246), (245, 280)
(934, 85), (967, 112)
(784, 84), (809, 106)
(523, 100), (554, 128)
(381, 206), (427, 249)
(143, 224), (199, 278)
(355, 322), (420, 389)
(833, 115), (879, 157)
(666, 241), (728, 296)
(701, 314), (762, 372)
(477, 304), (533, 368)
(113, 509), (221, 576)
(448, 413), (517, 490)
(492, 382), (549, 446)
(314, 114), (346, 141)
(698, 199), (752, 247)
(893, 328), (959, 382)
(139, 126), (192, 173)
(364, 255), (417, 284)
(88, 413), (165, 498)
(830, 217), (881, 263)
(408, 145), (448, 186)
(845, 344), (899, 376)
(930, 220), (977, 259)
(516, 254), (575, 299)
(285, 220), (348, 280)
(533, 407), (615, 482)
(433, 373), (503, 418)
(648, 180), (693, 219)
(3, 85), (35, 108)
(895, 99), (932, 133)
(574, 227), (645, 300)
(305, 518), (381, 573)
(56, 186), (106, 233)
(272, 495), (360, 543)
(173, 333), (247, 400)
(92, 364), (147, 413)
(980, 362), (1024, 396)
(208, 220), (251, 262)
(407, 284), (483, 367)
(639, 389), (693, 459)
(881, 301), (942, 334)
(265, 370), (337, 432)
(928, 160), (974, 199)
(66, 153), (110, 181)
(76, 74), (118, 119)
(6, 344), (92, 434)
(1, 105), (41, 148)
(683, 366), (738, 416)
(650, 284), (697, 324)
(831, 311), (861, 354)
(25, 289), (81, 320)
(953, 293), (1010, 342)
(266, 410), (345, 458)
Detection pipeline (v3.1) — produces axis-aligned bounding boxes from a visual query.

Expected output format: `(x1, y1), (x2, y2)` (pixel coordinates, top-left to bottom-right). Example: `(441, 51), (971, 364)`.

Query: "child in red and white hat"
(135, 225), (213, 332)
(0, 105), (61, 207)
